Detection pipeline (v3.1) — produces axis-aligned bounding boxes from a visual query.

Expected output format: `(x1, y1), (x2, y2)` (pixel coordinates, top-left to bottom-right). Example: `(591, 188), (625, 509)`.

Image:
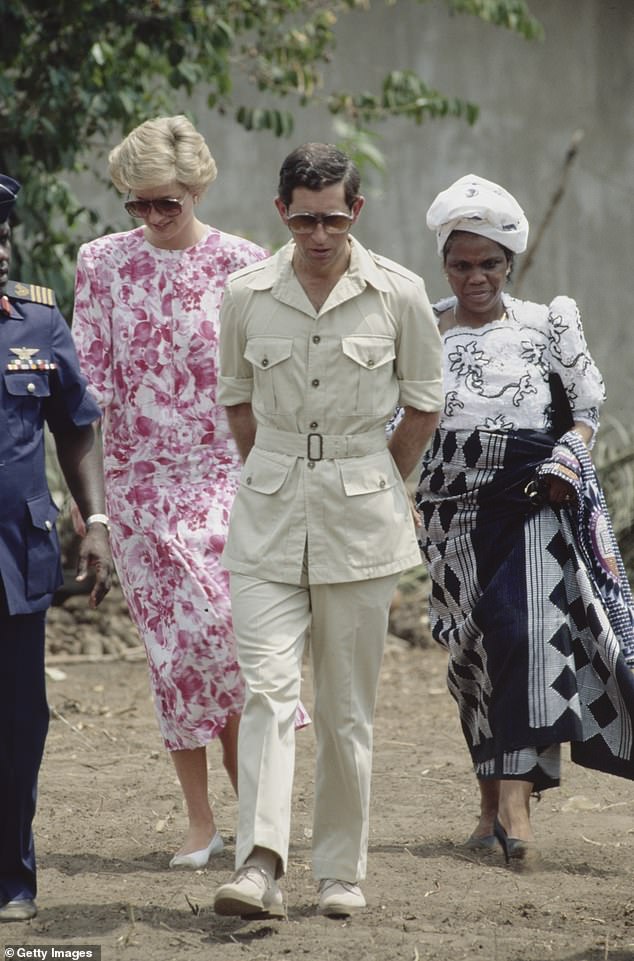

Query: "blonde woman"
(72, 116), (307, 869)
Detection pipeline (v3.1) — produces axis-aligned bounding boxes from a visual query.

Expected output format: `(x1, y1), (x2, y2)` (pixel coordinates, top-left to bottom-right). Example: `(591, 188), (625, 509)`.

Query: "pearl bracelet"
(85, 513), (110, 531)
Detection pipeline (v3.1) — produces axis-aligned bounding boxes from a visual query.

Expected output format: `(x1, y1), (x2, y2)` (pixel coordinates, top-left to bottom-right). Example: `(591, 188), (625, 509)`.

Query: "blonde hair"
(108, 115), (217, 196)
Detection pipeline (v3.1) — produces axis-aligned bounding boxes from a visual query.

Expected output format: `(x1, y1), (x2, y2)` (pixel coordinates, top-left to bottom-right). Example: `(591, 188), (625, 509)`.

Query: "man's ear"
(351, 195), (365, 222)
(274, 197), (288, 223)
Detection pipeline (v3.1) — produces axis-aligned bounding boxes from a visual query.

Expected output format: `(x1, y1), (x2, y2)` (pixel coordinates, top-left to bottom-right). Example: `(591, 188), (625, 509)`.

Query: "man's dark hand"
(76, 525), (113, 608)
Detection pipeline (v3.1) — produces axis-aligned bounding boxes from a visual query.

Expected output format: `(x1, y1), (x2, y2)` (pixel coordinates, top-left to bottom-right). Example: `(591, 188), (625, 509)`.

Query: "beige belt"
(255, 425), (388, 461)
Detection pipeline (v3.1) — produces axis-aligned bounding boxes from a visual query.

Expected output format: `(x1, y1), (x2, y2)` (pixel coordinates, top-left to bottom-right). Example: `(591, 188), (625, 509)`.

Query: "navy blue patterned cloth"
(534, 430), (634, 666)
(416, 427), (634, 789)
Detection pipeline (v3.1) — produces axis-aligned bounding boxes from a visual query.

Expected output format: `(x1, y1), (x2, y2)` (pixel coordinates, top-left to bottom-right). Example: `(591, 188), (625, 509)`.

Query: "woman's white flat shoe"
(169, 831), (224, 869)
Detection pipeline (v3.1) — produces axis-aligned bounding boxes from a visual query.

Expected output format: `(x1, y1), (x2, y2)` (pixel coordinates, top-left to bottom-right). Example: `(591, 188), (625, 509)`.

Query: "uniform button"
(367, 359), (375, 367)
(307, 461), (315, 469)
(312, 335), (321, 344)
(261, 358), (269, 367)
(27, 382), (36, 393)
(379, 478), (386, 488)
(310, 421), (318, 430)
(45, 520), (53, 531)
(311, 379), (320, 387)
(246, 476), (252, 485)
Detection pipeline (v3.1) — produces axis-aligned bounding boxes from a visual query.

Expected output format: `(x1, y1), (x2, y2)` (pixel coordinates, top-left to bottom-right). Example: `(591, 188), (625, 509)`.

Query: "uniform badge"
(6, 346), (57, 372)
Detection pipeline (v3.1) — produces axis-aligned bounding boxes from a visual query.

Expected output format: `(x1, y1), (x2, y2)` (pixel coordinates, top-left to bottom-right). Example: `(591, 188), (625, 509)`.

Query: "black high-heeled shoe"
(493, 817), (537, 865)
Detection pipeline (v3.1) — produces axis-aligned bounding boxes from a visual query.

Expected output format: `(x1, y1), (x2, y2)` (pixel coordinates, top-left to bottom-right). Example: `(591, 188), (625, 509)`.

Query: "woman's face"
(444, 232), (510, 322)
(127, 180), (198, 250)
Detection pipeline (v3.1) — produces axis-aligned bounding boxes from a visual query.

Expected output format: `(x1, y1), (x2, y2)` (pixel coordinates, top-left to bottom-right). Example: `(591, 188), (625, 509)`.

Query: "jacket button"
(310, 421), (318, 430)
(261, 358), (269, 367)
(45, 519), (53, 531)
(312, 335), (321, 344)
(246, 476), (252, 485)
(307, 461), (315, 469)
(27, 382), (36, 392)
(311, 379), (319, 387)
(367, 359), (375, 367)
(379, 478), (386, 488)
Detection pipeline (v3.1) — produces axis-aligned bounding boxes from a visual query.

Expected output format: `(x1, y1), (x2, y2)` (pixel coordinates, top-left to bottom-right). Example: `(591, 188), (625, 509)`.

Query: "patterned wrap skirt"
(416, 427), (634, 790)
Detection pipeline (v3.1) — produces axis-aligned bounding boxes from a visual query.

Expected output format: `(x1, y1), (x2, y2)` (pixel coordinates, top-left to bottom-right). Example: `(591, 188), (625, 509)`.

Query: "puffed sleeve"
(217, 282), (253, 406)
(548, 295), (605, 439)
(395, 276), (444, 412)
(71, 243), (113, 410)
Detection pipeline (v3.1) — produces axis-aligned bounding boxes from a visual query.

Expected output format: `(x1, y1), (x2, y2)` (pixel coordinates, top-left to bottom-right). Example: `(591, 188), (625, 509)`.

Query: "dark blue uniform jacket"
(0, 281), (101, 615)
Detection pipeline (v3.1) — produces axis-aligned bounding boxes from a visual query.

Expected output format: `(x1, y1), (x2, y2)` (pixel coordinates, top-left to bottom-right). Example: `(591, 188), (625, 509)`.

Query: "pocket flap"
(4, 371), (51, 398)
(27, 492), (59, 531)
(241, 450), (292, 494)
(341, 336), (395, 370)
(339, 459), (398, 496)
(244, 337), (293, 371)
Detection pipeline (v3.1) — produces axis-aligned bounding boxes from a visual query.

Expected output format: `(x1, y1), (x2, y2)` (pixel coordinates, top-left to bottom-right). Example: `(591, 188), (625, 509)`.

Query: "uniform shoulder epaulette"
(5, 279), (56, 307)
(368, 251), (423, 285)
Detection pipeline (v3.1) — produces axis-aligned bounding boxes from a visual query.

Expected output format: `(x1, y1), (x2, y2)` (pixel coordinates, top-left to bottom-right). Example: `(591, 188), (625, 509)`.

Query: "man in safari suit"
(214, 144), (443, 919)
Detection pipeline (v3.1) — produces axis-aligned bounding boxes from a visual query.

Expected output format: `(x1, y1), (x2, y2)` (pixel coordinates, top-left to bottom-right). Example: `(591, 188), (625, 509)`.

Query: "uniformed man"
(0, 174), (113, 922)
(214, 144), (443, 919)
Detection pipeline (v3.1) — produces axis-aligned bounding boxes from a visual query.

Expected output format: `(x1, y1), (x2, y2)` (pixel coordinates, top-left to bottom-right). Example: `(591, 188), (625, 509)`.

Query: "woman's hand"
(544, 474), (576, 507)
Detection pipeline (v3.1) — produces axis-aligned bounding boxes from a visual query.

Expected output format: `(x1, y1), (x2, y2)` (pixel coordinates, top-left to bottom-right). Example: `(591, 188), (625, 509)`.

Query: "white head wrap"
(426, 173), (529, 256)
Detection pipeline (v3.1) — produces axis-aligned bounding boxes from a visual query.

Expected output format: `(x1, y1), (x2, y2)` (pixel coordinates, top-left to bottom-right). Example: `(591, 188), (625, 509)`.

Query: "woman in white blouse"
(416, 174), (634, 865)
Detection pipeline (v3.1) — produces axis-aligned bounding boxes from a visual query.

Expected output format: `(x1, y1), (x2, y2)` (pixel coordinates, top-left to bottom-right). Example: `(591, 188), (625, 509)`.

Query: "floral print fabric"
(72, 226), (267, 749)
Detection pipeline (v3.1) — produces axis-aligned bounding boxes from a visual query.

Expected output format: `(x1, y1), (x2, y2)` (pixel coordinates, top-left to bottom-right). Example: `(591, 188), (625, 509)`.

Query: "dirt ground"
(3, 583), (634, 961)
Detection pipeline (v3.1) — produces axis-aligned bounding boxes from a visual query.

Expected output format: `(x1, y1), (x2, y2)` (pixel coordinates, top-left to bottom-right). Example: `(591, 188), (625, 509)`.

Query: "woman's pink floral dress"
(72, 226), (267, 750)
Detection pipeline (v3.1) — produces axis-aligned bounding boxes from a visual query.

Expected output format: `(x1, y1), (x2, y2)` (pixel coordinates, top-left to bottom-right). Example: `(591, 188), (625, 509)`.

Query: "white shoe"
(318, 879), (366, 917)
(214, 865), (285, 918)
(169, 831), (224, 869)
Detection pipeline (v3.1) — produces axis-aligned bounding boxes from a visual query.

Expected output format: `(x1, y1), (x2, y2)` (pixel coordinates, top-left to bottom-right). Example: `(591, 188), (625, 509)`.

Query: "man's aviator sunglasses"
(285, 211), (354, 235)
(124, 195), (184, 219)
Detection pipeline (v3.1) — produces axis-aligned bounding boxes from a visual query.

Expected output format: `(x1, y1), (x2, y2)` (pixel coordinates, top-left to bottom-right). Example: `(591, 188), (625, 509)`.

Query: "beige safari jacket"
(218, 237), (443, 585)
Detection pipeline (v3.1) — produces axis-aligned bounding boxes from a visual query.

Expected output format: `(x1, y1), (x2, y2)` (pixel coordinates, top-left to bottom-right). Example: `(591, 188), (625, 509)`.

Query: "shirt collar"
(0, 294), (21, 320)
(242, 236), (391, 299)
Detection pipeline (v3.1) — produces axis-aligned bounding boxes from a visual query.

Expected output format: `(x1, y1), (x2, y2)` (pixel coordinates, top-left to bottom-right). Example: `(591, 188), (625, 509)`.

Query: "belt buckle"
(307, 433), (323, 461)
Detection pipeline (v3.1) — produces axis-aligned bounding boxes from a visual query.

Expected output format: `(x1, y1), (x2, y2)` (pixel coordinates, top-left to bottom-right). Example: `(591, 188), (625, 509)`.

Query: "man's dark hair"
(277, 143), (361, 208)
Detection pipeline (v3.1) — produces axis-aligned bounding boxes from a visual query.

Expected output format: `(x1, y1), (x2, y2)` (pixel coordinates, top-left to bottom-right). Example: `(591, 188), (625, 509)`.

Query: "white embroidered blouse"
(435, 292), (605, 441)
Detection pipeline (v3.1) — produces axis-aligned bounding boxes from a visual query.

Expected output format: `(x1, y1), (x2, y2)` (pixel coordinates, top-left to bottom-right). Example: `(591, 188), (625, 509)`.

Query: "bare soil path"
(3, 594), (634, 961)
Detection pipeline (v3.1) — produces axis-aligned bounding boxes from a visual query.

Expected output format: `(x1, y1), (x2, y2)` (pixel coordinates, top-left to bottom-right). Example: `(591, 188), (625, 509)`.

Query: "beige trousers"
(230, 569), (400, 882)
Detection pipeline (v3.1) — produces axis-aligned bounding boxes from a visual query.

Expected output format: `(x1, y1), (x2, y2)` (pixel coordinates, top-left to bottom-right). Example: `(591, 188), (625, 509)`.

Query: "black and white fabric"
(416, 427), (634, 790)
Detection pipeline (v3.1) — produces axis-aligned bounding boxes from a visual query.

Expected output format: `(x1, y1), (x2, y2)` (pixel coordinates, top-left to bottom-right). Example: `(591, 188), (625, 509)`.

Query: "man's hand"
(407, 490), (421, 528)
(76, 524), (113, 608)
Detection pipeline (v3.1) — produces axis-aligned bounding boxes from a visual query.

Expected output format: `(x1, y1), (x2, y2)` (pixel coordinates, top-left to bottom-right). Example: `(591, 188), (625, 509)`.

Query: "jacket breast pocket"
(244, 337), (293, 413)
(3, 371), (50, 441)
(26, 493), (62, 599)
(339, 336), (396, 413)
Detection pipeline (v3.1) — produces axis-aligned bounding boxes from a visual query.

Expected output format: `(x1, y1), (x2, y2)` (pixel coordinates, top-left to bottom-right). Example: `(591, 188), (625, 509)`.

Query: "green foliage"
(0, 0), (541, 313)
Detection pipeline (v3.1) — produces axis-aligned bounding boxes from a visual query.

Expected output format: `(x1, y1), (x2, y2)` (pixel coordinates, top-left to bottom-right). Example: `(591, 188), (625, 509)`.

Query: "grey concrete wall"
(79, 0), (634, 423)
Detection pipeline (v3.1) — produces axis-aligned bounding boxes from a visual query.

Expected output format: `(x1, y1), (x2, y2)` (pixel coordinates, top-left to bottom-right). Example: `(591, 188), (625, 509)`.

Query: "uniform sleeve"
(44, 306), (102, 433)
(217, 282), (254, 406)
(395, 276), (444, 412)
(548, 295), (605, 437)
(71, 243), (113, 409)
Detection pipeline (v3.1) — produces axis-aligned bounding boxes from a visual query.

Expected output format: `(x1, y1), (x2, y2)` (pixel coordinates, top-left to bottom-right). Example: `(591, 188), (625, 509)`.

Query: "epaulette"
(5, 279), (56, 307)
(368, 251), (423, 285)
